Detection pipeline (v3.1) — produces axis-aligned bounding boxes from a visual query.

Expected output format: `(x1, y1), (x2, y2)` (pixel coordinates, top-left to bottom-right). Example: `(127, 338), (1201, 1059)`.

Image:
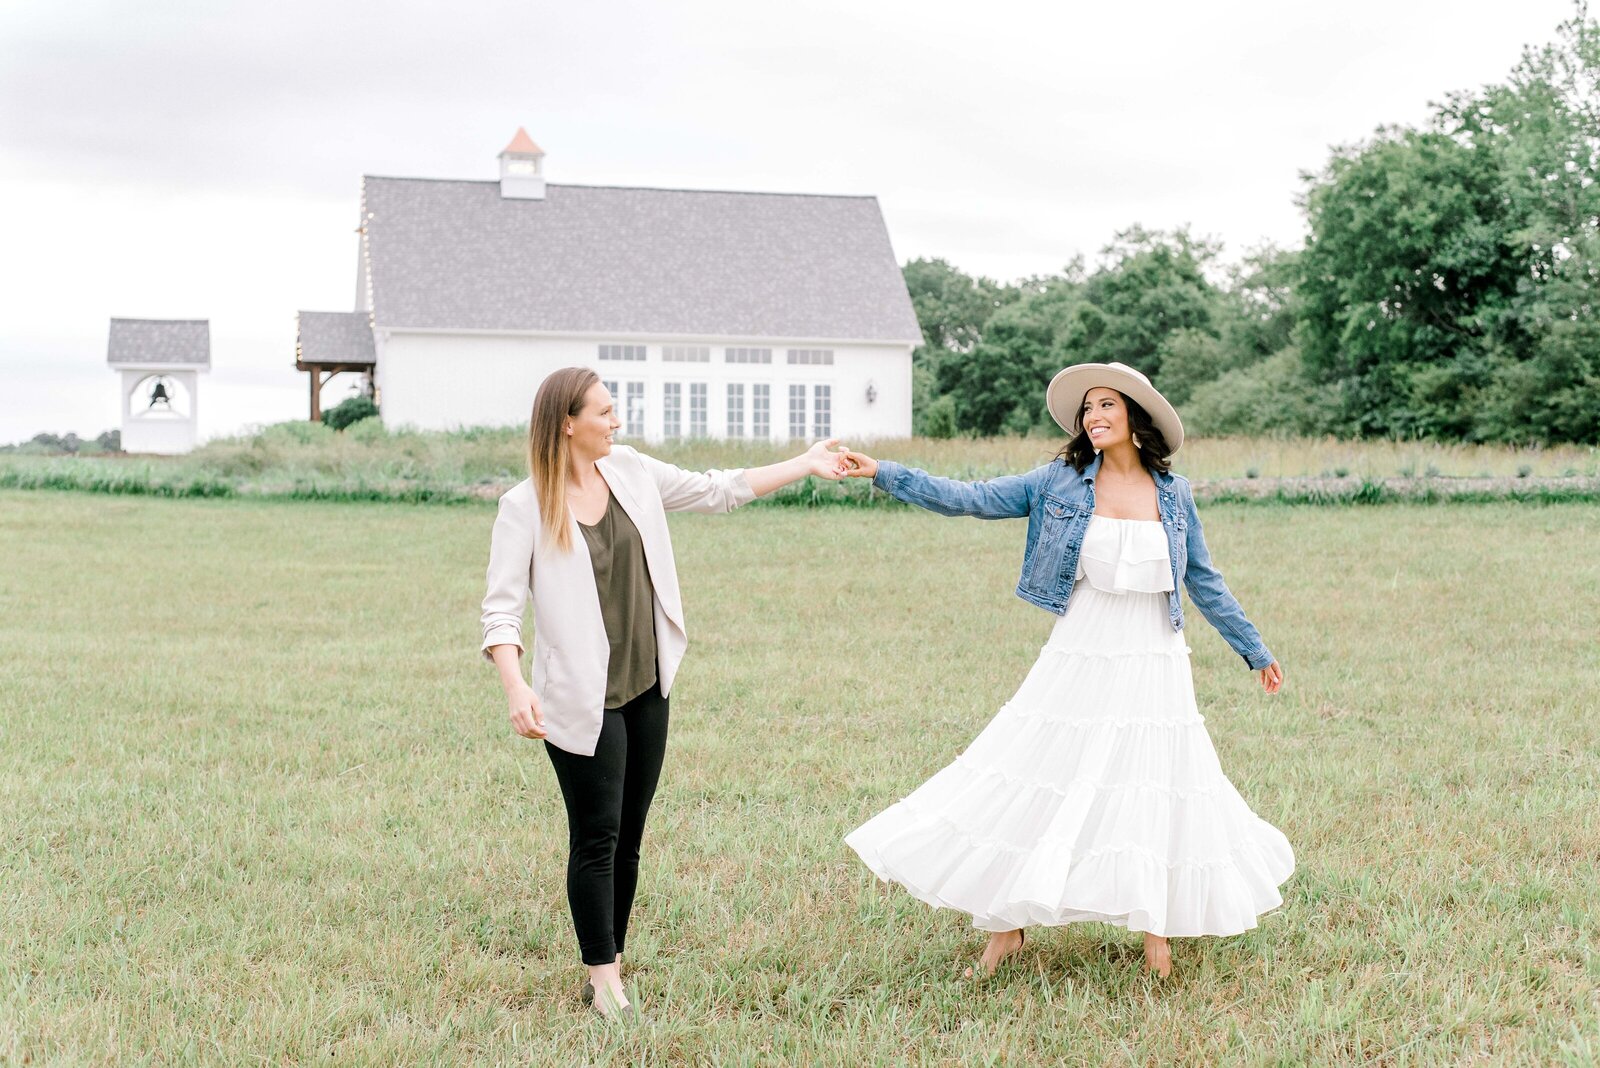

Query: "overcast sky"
(0, 0), (1579, 445)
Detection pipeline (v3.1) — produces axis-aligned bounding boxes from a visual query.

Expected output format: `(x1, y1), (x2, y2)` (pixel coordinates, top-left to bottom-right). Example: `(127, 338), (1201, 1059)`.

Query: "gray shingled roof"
(107, 318), (210, 366)
(296, 311), (376, 364)
(361, 179), (923, 344)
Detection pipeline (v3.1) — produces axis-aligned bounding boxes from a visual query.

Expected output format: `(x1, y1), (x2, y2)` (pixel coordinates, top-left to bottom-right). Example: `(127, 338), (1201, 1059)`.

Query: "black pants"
(544, 682), (669, 966)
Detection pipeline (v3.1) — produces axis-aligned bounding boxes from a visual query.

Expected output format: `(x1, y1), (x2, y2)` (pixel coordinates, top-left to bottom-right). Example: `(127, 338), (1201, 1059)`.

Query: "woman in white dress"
(840, 362), (1292, 978)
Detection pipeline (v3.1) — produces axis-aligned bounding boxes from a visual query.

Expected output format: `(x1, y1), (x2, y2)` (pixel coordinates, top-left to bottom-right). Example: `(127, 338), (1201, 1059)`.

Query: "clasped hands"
(802, 439), (879, 480)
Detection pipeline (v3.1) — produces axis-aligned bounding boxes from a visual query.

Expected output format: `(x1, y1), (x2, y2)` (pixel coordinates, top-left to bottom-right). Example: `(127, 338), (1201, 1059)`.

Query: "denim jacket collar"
(1080, 452), (1176, 489)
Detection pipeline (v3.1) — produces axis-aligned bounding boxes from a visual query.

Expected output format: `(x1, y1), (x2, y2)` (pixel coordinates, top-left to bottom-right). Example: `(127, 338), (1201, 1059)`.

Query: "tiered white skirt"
(846, 582), (1294, 937)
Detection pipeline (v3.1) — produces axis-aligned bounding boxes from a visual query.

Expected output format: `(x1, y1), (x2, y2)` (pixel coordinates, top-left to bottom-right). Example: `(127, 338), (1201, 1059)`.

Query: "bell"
(149, 380), (171, 408)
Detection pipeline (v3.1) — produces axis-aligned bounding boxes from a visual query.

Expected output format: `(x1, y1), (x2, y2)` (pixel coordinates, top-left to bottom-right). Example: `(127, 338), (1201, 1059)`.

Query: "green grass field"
(2, 490), (1598, 1065)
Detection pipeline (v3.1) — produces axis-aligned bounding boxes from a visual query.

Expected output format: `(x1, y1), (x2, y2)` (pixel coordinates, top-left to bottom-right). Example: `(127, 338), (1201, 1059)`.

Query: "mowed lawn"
(2, 490), (1597, 1066)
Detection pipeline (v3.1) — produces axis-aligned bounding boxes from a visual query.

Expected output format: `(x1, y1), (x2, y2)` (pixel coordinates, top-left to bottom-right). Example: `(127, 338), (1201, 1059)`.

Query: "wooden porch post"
(309, 364), (322, 422)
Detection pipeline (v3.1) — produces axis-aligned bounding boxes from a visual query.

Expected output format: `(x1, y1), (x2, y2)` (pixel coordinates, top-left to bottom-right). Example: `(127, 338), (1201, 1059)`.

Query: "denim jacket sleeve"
(871, 460), (1035, 519)
(1178, 482), (1275, 670)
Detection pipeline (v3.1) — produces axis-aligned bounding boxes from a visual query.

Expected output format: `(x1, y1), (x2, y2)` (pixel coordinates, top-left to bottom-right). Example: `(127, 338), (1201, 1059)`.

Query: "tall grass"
(2, 420), (1597, 506)
(186, 422), (1600, 481)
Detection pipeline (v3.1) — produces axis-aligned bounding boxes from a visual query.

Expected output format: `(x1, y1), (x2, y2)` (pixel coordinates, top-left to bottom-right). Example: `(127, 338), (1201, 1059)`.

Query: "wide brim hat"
(1046, 362), (1185, 455)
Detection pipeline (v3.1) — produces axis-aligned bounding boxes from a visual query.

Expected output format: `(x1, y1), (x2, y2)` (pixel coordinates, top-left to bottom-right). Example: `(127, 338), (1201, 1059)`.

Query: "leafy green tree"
(1297, 128), (1521, 437)
(1218, 244), (1301, 363)
(902, 257), (1016, 357)
(907, 8), (1599, 444)
(919, 394), (960, 439)
(21, 432), (82, 454)
(1296, 5), (1600, 442)
(925, 231), (1240, 435)
(939, 299), (1058, 436)
(901, 258), (1019, 434)
(1184, 349), (1343, 437)
(1463, 7), (1600, 442)
(1156, 329), (1240, 407)
(935, 279), (1086, 435)
(1070, 227), (1223, 382)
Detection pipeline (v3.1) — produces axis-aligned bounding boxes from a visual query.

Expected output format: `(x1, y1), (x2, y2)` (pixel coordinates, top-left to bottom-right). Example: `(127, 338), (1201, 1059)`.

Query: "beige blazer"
(481, 445), (756, 755)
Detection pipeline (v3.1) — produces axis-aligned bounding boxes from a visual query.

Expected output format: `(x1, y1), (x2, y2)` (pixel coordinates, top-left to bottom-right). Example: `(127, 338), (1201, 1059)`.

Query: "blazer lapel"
(596, 452), (686, 632)
(596, 453), (643, 531)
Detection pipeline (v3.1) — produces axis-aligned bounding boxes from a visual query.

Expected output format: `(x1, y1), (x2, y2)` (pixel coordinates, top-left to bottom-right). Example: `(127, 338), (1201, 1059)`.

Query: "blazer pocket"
(534, 644), (559, 690)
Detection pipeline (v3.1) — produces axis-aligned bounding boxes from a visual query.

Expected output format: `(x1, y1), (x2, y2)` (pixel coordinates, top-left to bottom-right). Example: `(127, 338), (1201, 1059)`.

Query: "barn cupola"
(498, 127), (546, 200)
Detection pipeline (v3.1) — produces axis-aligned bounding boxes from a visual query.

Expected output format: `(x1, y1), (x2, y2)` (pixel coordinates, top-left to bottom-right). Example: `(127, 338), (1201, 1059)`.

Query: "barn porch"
(294, 311), (376, 420)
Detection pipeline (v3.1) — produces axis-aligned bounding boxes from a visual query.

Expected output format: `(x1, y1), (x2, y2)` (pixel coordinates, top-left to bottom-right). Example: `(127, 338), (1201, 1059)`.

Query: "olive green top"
(577, 491), (658, 709)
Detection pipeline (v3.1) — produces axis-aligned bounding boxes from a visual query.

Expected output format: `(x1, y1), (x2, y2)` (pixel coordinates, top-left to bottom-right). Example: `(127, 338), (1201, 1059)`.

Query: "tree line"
(906, 7), (1599, 446)
(0, 430), (121, 455)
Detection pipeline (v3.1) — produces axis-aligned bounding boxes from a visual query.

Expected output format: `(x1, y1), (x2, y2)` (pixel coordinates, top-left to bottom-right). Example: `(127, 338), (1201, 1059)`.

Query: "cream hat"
(1046, 362), (1185, 454)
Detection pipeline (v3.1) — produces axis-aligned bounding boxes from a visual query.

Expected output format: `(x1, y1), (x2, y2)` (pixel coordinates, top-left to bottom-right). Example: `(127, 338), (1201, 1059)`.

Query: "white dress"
(846, 516), (1294, 937)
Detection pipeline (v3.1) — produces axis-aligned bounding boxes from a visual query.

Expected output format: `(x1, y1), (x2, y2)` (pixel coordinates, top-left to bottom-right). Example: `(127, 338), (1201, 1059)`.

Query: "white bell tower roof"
(498, 127), (547, 200)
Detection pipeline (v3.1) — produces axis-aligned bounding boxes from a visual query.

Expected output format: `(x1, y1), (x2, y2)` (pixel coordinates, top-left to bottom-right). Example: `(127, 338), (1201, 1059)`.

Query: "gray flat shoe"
(586, 983), (638, 1023)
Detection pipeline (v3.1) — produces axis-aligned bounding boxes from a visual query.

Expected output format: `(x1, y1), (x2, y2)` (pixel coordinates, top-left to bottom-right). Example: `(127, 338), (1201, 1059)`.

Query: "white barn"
(296, 129), (923, 442)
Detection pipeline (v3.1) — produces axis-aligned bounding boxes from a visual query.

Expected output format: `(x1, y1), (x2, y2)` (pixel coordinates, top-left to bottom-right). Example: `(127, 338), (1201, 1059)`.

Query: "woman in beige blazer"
(481, 366), (848, 1019)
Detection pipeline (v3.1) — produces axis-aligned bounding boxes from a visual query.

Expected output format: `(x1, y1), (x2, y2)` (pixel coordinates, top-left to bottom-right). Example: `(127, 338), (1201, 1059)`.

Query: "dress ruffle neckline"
(1076, 515), (1173, 595)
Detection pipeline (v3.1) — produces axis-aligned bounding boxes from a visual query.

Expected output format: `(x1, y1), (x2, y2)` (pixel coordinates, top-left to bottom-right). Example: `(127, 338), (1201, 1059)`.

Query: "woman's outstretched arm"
(744, 439), (850, 496)
(841, 449), (1034, 520)
(640, 439), (848, 513)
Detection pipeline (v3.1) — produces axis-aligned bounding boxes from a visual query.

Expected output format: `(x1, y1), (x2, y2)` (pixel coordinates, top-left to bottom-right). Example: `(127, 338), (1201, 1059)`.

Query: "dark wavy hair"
(1057, 389), (1173, 474)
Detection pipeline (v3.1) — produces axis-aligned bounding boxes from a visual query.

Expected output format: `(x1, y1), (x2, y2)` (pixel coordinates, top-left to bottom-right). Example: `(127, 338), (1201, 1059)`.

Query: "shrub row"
(5, 460), (1597, 508)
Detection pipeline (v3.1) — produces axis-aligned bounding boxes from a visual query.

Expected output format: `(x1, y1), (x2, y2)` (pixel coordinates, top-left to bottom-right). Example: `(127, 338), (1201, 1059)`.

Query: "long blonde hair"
(528, 367), (601, 552)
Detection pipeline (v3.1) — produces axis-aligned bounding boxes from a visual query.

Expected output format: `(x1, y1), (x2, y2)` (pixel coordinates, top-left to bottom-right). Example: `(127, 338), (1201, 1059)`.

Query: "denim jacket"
(872, 453), (1275, 670)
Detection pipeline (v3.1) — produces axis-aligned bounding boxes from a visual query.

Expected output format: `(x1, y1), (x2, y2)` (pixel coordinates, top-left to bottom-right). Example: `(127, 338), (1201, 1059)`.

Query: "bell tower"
(498, 127), (546, 200)
(107, 318), (211, 454)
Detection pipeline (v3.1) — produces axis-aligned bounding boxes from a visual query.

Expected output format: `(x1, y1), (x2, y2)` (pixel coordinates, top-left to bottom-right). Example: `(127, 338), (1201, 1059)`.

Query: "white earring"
(1132, 433), (1142, 448)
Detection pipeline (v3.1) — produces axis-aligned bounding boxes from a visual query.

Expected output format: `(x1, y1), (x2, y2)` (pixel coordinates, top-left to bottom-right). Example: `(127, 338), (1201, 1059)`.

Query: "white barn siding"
(376, 331), (912, 441)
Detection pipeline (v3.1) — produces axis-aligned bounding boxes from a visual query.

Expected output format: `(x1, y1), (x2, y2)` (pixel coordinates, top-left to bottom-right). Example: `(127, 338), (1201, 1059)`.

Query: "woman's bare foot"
(963, 929), (1025, 978)
(1142, 933), (1172, 978)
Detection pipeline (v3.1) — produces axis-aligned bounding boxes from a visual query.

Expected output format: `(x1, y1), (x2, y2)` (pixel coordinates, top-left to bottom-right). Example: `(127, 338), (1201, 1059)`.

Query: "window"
(725, 347), (772, 364)
(788, 384), (807, 440)
(602, 380), (619, 403)
(662, 382), (682, 439)
(662, 345), (710, 363)
(727, 384), (745, 438)
(787, 348), (834, 365)
(625, 382), (645, 436)
(689, 383), (707, 437)
(812, 384), (832, 438)
(599, 344), (646, 362)
(752, 384), (770, 439)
